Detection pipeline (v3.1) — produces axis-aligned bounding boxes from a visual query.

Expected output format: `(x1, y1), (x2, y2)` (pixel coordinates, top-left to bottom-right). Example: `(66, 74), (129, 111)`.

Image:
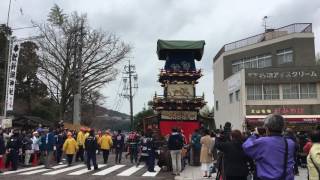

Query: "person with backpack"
(127, 131), (139, 164)
(307, 130), (320, 180)
(85, 129), (99, 170)
(114, 130), (125, 164)
(168, 128), (184, 176)
(191, 129), (201, 166)
(242, 114), (295, 180)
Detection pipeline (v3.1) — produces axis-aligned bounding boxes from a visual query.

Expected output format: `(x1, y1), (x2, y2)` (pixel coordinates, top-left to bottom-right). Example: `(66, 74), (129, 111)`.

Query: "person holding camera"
(242, 114), (295, 180)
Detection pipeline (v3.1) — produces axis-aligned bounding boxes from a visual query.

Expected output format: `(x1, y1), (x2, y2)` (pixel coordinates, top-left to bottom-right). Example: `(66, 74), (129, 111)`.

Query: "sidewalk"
(174, 166), (216, 180)
(175, 165), (308, 180)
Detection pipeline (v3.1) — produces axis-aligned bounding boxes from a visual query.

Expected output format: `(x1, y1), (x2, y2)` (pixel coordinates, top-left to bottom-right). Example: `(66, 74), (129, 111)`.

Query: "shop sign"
(161, 111), (197, 120)
(246, 105), (320, 115)
(167, 84), (194, 99)
(245, 67), (320, 83)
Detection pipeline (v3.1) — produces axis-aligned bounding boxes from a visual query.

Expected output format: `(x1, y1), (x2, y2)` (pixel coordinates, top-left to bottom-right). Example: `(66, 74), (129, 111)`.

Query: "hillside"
(87, 105), (131, 131)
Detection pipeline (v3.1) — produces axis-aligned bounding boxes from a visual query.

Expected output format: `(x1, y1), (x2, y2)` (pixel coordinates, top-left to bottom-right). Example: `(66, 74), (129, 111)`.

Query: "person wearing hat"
(63, 132), (78, 166)
(85, 129), (98, 170)
(31, 131), (40, 166)
(76, 128), (86, 162)
(100, 130), (113, 164)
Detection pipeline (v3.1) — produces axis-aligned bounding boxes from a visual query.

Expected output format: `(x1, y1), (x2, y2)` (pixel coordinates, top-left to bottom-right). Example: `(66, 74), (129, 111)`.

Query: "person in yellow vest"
(100, 130), (113, 164)
(63, 132), (78, 166)
(96, 130), (102, 155)
(76, 128), (86, 162)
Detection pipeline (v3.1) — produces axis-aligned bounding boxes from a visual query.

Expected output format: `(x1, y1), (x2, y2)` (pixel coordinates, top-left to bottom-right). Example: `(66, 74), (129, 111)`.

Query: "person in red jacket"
(303, 139), (312, 154)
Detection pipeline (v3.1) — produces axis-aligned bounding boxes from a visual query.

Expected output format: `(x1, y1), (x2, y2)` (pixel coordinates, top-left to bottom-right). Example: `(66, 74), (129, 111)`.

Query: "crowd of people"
(1, 114), (320, 180)
(165, 114), (319, 180)
(0, 123), (159, 173)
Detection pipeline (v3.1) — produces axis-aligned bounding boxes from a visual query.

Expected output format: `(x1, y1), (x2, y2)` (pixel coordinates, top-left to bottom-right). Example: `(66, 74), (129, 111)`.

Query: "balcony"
(214, 23), (312, 61)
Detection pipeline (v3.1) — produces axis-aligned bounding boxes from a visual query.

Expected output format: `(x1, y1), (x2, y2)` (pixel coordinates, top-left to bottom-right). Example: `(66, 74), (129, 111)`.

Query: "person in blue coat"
(40, 128), (55, 169)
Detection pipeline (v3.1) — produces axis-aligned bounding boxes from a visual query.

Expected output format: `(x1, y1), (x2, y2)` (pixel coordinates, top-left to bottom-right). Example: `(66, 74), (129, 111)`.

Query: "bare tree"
(35, 5), (131, 120)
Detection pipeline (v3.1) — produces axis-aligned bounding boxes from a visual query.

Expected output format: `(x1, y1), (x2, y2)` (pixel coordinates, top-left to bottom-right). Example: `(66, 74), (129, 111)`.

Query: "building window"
(263, 84), (279, 99)
(300, 83), (317, 99)
(277, 48), (293, 64)
(229, 93), (233, 103)
(215, 101), (219, 111)
(283, 83), (317, 99)
(247, 85), (262, 100)
(283, 84), (299, 99)
(258, 55), (272, 68)
(235, 90), (240, 101)
(232, 54), (272, 74)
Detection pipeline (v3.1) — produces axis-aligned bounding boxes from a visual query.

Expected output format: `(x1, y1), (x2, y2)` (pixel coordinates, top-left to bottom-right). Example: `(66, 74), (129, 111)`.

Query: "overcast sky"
(1, 0), (319, 115)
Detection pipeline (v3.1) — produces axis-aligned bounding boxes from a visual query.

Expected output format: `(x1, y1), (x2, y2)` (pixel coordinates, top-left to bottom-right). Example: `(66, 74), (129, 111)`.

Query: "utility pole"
(121, 60), (138, 131)
(73, 20), (85, 125)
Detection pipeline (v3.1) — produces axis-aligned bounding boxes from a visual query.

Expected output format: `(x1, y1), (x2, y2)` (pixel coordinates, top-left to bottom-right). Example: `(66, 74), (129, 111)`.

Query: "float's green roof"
(157, 40), (205, 61)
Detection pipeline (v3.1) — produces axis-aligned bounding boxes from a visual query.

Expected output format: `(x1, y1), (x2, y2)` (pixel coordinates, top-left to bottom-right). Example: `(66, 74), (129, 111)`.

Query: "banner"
(6, 42), (20, 111)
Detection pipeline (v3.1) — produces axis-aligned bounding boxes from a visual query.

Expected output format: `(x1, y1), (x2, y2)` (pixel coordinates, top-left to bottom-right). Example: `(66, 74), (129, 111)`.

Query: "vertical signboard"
(6, 42), (20, 111)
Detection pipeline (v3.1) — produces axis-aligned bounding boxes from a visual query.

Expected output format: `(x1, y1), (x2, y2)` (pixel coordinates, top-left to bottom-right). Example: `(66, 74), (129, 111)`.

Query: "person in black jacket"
(85, 129), (98, 170)
(114, 130), (125, 164)
(168, 128), (184, 176)
(6, 130), (22, 171)
(215, 129), (249, 180)
(0, 129), (5, 173)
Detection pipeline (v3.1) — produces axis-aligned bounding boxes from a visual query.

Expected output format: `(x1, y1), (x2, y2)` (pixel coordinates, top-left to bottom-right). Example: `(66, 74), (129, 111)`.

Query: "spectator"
(200, 129), (213, 178)
(191, 129), (201, 166)
(307, 130), (320, 179)
(243, 114), (295, 180)
(0, 128), (5, 173)
(40, 128), (55, 169)
(100, 130), (113, 164)
(85, 129), (98, 170)
(5, 129), (22, 171)
(168, 128), (184, 176)
(55, 130), (65, 164)
(146, 130), (156, 172)
(76, 128), (86, 162)
(31, 132), (40, 165)
(114, 130), (125, 164)
(284, 128), (299, 175)
(63, 132), (78, 166)
(22, 133), (33, 166)
(216, 130), (249, 180)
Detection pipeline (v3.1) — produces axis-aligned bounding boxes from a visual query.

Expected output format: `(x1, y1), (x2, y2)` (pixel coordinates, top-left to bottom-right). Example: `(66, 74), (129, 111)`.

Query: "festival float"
(151, 40), (206, 141)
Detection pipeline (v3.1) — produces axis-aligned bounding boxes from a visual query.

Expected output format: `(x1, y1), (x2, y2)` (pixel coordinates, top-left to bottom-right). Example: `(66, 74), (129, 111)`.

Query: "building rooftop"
(214, 23), (312, 61)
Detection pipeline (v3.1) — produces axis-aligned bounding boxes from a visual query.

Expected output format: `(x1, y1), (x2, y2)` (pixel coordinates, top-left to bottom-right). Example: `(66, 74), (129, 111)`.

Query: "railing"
(214, 23), (312, 61)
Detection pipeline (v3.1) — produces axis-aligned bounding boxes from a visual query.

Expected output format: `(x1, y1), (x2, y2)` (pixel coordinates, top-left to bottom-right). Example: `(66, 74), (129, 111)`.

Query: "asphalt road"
(0, 153), (174, 180)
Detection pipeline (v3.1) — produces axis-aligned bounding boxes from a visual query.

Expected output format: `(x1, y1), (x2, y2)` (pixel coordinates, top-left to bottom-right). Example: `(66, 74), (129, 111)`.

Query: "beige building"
(213, 23), (320, 131)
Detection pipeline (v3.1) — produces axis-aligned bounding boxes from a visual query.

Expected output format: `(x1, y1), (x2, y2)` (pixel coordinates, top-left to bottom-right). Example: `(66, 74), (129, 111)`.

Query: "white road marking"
(92, 165), (125, 176)
(19, 165), (67, 175)
(67, 164), (107, 175)
(142, 166), (161, 177)
(117, 165), (144, 176)
(2, 165), (45, 175)
(42, 164), (85, 175)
